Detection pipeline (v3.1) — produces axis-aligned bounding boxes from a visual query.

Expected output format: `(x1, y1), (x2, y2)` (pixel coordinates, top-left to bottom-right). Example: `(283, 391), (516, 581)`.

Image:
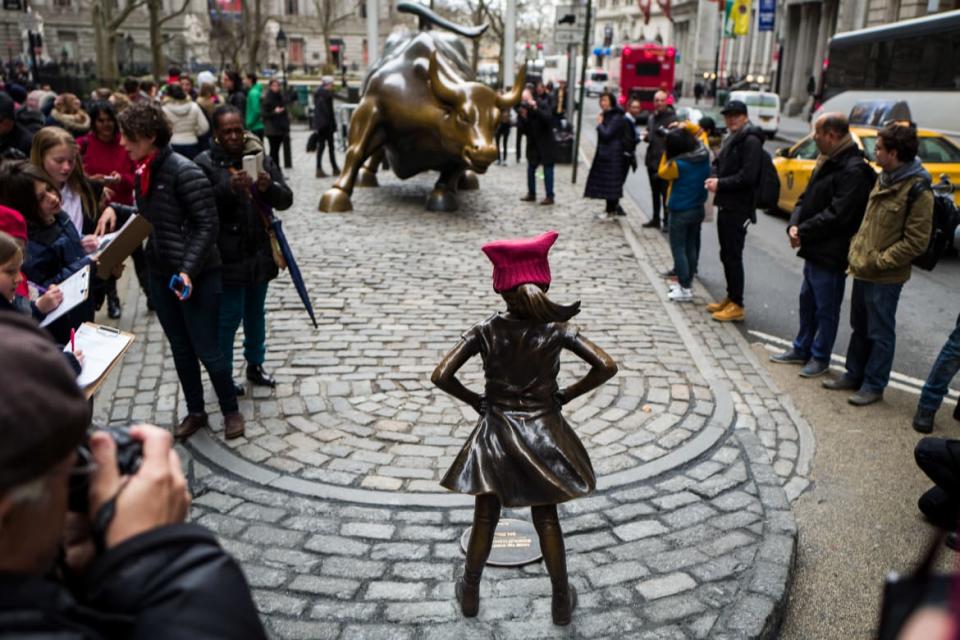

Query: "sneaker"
(799, 359), (830, 378)
(769, 349), (808, 365)
(595, 212), (609, 220)
(520, 194), (536, 202)
(712, 303), (745, 322)
(822, 375), (860, 391)
(706, 298), (732, 313)
(913, 407), (936, 434)
(848, 389), (883, 407)
(668, 287), (693, 302)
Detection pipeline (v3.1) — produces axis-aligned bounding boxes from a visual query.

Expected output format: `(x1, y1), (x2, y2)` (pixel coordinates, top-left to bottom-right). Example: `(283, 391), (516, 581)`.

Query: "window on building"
(286, 0), (298, 14)
(290, 37), (304, 65)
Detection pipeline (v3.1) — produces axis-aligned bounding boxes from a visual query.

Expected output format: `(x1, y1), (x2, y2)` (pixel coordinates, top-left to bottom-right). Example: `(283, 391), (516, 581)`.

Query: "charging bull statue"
(318, 2), (524, 213)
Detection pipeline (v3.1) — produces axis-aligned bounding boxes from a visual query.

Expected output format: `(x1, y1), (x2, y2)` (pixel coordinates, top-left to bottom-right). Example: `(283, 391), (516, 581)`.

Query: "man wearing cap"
(0, 314), (266, 638)
(313, 76), (340, 178)
(0, 91), (32, 159)
(705, 99), (765, 322)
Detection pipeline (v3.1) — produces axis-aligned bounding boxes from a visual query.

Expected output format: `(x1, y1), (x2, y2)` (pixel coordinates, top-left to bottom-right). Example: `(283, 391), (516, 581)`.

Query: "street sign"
(3, 0), (24, 10)
(758, 0), (775, 32)
(554, 4), (588, 46)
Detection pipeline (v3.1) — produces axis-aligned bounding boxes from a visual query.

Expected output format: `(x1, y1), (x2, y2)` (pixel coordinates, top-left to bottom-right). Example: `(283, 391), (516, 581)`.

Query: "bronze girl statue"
(432, 230), (618, 626)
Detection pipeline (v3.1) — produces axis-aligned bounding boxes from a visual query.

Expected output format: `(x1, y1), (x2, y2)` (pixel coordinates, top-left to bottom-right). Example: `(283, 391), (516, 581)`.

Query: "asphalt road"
(576, 99), (960, 388)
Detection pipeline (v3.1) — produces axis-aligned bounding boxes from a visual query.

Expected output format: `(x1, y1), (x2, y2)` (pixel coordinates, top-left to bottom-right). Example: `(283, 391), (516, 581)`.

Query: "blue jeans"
(792, 261), (847, 363)
(220, 282), (270, 368)
(845, 279), (904, 394)
(668, 206), (704, 288)
(919, 313), (960, 412)
(527, 162), (554, 199)
(149, 269), (238, 415)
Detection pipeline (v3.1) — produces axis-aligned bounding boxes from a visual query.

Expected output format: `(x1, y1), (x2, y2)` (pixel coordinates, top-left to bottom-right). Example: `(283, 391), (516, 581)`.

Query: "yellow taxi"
(771, 126), (960, 214)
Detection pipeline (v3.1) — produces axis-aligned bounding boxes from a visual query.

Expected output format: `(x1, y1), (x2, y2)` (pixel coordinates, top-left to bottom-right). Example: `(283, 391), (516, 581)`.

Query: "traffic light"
(603, 25), (613, 48)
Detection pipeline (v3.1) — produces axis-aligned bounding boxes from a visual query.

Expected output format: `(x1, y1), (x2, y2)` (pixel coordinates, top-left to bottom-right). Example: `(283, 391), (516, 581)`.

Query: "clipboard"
(65, 322), (135, 399)
(39, 265), (90, 328)
(96, 214), (153, 279)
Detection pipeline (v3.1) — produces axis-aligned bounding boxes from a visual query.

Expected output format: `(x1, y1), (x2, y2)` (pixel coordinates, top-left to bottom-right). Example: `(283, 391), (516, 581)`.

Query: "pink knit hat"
(481, 230), (558, 293)
(0, 206), (26, 241)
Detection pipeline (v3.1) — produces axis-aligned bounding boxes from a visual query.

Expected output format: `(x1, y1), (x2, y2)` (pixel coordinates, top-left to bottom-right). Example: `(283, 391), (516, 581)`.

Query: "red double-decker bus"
(618, 43), (676, 122)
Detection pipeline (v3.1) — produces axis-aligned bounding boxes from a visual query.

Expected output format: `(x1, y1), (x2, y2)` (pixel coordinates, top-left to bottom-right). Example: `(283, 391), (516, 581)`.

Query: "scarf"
(879, 157), (929, 189)
(812, 133), (856, 175)
(135, 151), (158, 197)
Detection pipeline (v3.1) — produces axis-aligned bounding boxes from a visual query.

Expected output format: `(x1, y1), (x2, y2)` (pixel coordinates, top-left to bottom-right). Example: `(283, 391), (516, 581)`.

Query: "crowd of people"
(0, 68), (302, 444)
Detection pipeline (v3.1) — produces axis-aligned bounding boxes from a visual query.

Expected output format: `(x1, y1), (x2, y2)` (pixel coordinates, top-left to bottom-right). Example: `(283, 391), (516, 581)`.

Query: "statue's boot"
(533, 504), (577, 626)
(457, 495), (501, 617)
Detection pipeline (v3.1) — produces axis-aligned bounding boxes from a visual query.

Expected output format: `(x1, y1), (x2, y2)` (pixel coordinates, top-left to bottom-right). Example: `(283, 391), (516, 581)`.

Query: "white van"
(585, 70), (610, 97)
(729, 90), (780, 138)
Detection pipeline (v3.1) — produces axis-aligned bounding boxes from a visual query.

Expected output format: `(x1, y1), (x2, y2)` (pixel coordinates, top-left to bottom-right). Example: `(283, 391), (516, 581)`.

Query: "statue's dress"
(440, 313), (596, 507)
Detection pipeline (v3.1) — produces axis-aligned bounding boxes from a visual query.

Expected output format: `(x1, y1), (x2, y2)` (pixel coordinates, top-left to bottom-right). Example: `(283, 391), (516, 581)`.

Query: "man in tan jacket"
(823, 123), (933, 406)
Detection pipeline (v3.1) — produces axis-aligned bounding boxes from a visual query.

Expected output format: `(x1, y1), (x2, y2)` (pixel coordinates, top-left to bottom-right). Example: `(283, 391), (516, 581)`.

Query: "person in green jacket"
(823, 123), (933, 407)
(243, 72), (264, 140)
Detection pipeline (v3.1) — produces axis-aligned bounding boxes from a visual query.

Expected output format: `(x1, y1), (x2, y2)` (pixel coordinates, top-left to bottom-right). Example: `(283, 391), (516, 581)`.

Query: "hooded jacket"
(847, 158), (933, 284)
(584, 105), (628, 201)
(714, 123), (765, 212)
(658, 144), (711, 212)
(161, 99), (210, 146)
(261, 88), (290, 137)
(788, 141), (876, 271)
(245, 83), (264, 133)
(47, 108), (90, 137)
(195, 134), (293, 287)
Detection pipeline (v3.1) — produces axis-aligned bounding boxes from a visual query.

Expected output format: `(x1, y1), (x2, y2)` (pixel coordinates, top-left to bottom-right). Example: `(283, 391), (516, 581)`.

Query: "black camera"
(68, 426), (144, 513)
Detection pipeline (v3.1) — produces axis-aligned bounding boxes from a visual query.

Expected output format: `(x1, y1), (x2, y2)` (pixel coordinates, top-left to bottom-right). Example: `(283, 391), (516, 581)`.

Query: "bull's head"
(428, 52), (525, 173)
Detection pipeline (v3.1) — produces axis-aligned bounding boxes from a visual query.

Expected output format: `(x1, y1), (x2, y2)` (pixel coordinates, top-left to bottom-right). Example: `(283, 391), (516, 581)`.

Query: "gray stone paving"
(94, 128), (806, 638)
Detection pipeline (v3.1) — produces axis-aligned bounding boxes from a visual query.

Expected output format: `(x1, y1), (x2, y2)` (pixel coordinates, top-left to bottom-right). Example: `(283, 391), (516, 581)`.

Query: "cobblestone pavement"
(95, 129), (806, 638)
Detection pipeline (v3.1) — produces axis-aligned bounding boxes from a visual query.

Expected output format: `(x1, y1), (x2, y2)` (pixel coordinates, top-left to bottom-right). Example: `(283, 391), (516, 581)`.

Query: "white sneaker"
(668, 281), (681, 292)
(595, 212), (609, 220)
(668, 287), (693, 302)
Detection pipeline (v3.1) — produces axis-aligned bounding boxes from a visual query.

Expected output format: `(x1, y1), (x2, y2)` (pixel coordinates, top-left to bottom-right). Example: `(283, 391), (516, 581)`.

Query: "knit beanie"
(0, 205), (26, 241)
(0, 314), (90, 491)
(481, 230), (558, 293)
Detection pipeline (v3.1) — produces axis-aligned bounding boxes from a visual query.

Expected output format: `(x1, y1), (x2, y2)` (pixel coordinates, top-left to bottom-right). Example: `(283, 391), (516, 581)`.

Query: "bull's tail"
(397, 1), (488, 38)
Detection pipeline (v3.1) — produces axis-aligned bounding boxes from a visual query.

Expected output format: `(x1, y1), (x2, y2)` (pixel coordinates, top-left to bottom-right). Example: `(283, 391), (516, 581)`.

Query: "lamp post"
(275, 27), (288, 94)
(125, 34), (135, 73)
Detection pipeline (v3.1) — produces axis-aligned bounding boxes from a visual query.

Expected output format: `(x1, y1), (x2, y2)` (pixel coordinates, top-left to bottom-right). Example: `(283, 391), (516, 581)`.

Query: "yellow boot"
(712, 303), (745, 322)
(706, 298), (732, 313)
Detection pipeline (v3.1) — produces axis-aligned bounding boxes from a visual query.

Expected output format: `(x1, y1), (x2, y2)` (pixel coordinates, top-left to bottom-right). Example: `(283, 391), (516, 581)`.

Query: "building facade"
(0, 0), (402, 81)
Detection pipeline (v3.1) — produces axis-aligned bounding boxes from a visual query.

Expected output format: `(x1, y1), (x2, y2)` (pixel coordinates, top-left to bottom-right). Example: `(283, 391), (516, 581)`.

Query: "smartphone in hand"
(168, 274), (192, 300)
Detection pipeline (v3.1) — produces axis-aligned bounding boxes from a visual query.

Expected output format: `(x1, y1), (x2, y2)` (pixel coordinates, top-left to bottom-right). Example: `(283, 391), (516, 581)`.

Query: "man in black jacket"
(642, 90), (676, 229)
(313, 77), (340, 178)
(770, 113), (876, 377)
(518, 89), (557, 205)
(705, 100), (764, 322)
(0, 313), (266, 639)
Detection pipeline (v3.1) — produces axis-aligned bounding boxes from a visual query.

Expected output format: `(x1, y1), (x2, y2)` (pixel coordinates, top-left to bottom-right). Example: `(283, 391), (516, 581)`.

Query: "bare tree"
(238, 0), (271, 74)
(91, 0), (147, 85)
(313, 0), (357, 68)
(148, 0), (191, 80)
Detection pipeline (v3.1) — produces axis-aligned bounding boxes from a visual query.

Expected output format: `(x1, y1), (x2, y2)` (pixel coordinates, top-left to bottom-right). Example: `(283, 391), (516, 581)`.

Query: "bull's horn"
(429, 52), (460, 106)
(496, 64), (526, 109)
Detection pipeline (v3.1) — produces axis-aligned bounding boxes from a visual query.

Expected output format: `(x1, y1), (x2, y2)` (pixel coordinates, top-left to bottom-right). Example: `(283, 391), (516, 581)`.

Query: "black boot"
(532, 504), (576, 626)
(455, 573), (481, 617)
(246, 363), (276, 388)
(457, 495), (500, 618)
(107, 292), (122, 319)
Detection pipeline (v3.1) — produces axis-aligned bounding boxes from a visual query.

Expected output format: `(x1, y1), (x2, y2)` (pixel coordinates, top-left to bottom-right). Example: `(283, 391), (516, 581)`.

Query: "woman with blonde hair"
(46, 93), (91, 137)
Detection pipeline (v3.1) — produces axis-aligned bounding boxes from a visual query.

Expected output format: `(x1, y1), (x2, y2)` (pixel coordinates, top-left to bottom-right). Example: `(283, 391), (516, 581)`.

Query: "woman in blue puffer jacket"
(658, 127), (711, 303)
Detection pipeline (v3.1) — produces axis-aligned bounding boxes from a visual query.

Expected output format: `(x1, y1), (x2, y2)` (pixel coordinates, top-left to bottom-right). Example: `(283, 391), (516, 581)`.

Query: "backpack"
(907, 178), (960, 271)
(756, 149), (781, 212)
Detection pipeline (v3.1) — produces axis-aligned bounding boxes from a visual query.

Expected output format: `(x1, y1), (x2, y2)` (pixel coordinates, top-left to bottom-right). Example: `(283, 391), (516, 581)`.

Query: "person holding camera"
(100, 101), (244, 440)
(0, 313), (265, 638)
(517, 88), (557, 206)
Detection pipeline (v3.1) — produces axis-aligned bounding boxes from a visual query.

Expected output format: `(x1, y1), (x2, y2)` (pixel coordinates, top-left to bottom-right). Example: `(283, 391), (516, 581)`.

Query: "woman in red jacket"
(79, 101), (140, 317)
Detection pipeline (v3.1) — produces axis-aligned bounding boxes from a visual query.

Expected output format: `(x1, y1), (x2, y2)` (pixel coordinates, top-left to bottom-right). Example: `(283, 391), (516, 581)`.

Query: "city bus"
(617, 43), (675, 122)
(815, 9), (960, 137)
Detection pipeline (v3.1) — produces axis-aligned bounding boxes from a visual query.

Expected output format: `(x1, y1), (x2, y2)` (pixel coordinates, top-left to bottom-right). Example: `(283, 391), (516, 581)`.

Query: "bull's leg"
(457, 170), (479, 191)
(319, 100), (386, 212)
(356, 147), (384, 188)
(426, 168), (462, 213)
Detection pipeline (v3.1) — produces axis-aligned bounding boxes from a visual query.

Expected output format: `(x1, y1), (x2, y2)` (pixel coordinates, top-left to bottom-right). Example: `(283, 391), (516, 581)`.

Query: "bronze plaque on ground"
(459, 518), (543, 567)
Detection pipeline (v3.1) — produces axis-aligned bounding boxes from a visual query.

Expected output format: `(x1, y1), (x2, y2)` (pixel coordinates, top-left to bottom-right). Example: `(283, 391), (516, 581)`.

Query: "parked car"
(728, 90), (780, 139)
(584, 70), (610, 97)
(771, 125), (960, 214)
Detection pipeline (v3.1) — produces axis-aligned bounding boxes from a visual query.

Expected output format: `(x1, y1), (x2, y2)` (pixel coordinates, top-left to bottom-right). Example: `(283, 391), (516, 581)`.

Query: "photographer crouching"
(0, 313), (265, 638)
